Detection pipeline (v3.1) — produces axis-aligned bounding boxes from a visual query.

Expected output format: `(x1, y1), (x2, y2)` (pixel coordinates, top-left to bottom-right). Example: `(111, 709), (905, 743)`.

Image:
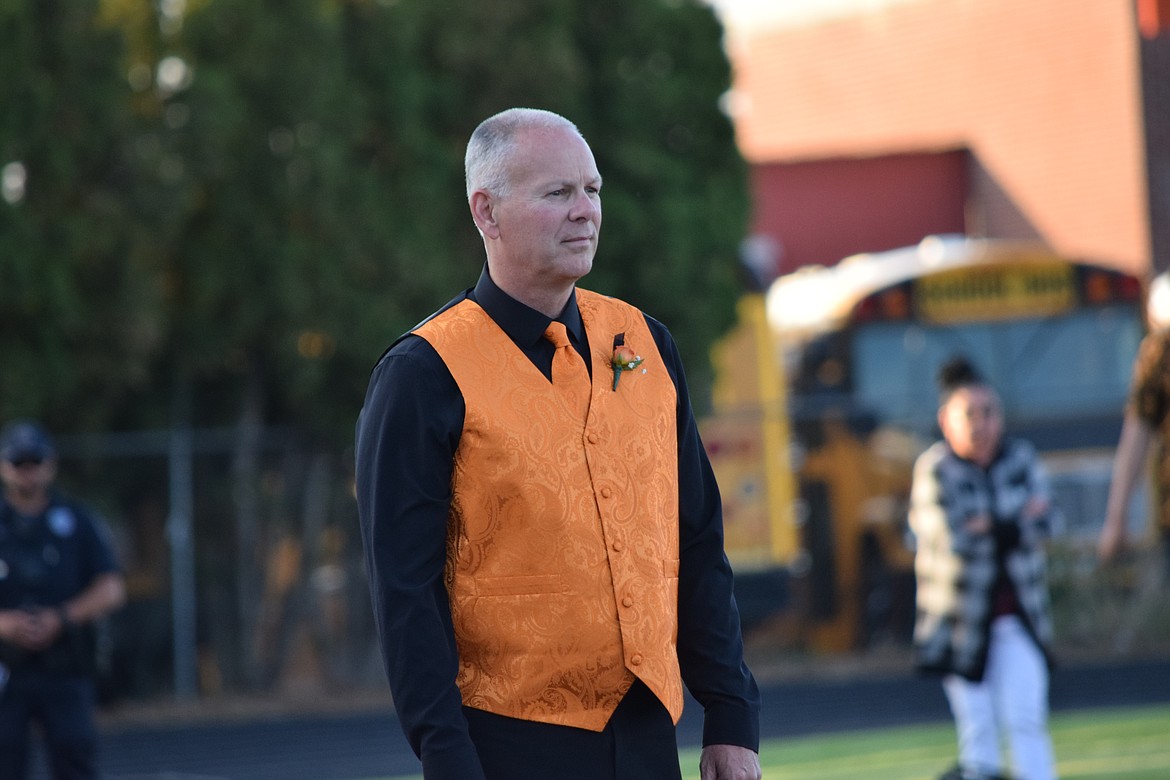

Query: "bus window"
(852, 322), (995, 435)
(999, 306), (1142, 422)
(852, 304), (1143, 441)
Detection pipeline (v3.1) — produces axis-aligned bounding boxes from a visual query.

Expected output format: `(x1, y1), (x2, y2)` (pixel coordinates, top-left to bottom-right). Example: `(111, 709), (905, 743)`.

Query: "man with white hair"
(356, 108), (761, 780)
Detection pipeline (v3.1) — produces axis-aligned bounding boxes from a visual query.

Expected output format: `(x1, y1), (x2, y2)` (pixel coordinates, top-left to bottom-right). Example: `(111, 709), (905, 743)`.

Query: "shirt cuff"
(420, 744), (488, 780)
(701, 698), (761, 752)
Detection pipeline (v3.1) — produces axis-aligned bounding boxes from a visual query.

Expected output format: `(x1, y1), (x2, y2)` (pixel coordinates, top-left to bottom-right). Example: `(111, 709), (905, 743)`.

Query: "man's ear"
(470, 191), (500, 239)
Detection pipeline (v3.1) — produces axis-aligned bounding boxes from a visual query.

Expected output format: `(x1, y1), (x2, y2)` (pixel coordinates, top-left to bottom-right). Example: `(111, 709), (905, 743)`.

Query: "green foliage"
(2, 0), (747, 442)
(0, 0), (164, 432)
(146, 0), (375, 436)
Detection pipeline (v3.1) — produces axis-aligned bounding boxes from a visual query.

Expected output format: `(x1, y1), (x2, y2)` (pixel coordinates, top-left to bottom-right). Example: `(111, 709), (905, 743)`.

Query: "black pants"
(464, 679), (684, 780)
(0, 673), (98, 780)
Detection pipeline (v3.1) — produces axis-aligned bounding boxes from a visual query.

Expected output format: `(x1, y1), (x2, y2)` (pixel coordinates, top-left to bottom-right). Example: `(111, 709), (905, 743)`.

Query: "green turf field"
(676, 704), (1170, 780)
(372, 703), (1170, 780)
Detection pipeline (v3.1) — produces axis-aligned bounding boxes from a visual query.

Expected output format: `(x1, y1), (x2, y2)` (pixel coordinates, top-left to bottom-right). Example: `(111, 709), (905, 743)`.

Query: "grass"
(676, 704), (1170, 780)
(365, 703), (1170, 780)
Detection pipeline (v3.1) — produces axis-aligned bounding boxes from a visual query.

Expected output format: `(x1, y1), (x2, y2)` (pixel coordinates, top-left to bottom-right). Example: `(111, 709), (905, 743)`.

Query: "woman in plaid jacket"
(910, 357), (1059, 780)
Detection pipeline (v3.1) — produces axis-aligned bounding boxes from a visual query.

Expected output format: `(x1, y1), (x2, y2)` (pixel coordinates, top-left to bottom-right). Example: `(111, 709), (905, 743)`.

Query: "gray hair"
(464, 108), (584, 200)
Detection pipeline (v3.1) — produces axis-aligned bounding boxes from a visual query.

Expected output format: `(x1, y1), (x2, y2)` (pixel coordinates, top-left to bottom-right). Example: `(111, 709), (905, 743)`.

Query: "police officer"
(0, 421), (126, 780)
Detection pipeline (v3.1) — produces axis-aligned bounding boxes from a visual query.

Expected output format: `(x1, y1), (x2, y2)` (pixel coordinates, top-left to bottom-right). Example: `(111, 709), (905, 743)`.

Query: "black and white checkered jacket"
(909, 437), (1058, 681)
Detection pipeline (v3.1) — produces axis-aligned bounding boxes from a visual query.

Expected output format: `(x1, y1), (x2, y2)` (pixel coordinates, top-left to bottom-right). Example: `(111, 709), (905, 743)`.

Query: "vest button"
(601, 487), (613, 498)
(588, 432), (599, 444)
(612, 539), (625, 552)
(622, 595), (634, 608)
(630, 654), (643, 666)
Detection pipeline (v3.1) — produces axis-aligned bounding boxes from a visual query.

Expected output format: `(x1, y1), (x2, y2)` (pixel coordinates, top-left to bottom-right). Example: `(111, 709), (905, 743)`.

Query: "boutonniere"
(611, 333), (645, 391)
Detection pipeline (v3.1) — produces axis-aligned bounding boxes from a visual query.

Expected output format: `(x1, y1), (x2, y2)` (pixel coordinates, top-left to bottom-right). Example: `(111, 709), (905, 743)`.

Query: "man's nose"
(569, 191), (599, 220)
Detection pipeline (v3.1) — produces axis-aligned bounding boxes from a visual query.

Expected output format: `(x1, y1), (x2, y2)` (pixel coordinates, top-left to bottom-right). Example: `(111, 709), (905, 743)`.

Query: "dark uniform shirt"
(0, 493), (119, 675)
(355, 266), (760, 778)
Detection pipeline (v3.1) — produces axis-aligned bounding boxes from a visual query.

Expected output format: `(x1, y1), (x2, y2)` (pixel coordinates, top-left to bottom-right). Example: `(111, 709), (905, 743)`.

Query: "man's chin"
(557, 254), (594, 280)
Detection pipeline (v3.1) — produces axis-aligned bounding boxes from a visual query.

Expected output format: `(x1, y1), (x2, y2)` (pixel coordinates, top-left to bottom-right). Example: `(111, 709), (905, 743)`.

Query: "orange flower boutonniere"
(611, 334), (645, 391)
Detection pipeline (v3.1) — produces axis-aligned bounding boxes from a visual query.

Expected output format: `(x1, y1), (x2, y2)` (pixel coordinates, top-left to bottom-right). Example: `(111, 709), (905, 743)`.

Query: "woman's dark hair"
(937, 355), (987, 402)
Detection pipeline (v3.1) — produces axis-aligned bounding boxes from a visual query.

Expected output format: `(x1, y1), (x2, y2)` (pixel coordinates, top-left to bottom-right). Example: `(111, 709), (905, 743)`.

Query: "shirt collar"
(472, 264), (584, 347)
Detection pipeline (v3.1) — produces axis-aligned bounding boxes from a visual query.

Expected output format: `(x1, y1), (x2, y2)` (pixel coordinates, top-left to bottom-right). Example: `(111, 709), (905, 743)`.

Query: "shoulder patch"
(47, 507), (76, 537)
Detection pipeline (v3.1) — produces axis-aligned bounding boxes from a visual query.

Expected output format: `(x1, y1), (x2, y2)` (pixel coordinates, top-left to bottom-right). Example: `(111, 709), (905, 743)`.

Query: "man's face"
(938, 385), (1004, 466)
(0, 455), (56, 498)
(488, 125), (602, 287)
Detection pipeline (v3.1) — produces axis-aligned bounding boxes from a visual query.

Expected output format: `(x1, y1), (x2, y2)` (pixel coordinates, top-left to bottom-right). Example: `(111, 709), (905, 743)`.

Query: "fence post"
(167, 380), (198, 699)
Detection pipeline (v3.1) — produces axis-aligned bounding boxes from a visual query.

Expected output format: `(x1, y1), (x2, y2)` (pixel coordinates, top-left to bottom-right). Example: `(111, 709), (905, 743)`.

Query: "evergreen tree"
(0, 0), (163, 431)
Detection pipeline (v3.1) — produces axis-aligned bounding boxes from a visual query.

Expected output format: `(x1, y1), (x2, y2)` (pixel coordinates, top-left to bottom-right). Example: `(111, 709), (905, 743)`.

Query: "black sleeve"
(355, 336), (487, 780)
(645, 315), (761, 751)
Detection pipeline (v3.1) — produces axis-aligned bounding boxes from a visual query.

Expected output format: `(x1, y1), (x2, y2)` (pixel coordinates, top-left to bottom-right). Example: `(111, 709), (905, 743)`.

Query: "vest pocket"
(472, 573), (567, 597)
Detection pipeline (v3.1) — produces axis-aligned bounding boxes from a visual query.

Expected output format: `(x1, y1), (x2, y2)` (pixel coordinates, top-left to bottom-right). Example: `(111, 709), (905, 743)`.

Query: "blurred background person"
(0, 421), (126, 780)
(909, 358), (1059, 780)
(1098, 271), (1170, 574)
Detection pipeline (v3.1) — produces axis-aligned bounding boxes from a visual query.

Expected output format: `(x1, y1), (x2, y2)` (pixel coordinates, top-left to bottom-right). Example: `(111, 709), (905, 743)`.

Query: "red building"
(725, 0), (1170, 279)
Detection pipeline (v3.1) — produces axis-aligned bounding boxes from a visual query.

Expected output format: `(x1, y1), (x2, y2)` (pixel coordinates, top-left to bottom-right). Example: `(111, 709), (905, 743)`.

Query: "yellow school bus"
(702, 235), (1145, 651)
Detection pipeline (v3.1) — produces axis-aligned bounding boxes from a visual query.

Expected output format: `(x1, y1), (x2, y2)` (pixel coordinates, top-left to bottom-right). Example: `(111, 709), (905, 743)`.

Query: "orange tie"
(544, 321), (591, 420)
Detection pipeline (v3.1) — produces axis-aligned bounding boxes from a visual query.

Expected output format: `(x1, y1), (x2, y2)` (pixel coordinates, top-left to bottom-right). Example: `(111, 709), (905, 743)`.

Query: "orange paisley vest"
(413, 289), (684, 731)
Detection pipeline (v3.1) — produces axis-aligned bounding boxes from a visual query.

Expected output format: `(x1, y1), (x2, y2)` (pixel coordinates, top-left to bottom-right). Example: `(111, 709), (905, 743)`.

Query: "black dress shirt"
(355, 266), (760, 779)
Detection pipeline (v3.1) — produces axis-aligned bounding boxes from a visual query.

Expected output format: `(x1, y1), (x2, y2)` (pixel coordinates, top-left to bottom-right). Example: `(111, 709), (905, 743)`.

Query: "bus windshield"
(851, 303), (1143, 444)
